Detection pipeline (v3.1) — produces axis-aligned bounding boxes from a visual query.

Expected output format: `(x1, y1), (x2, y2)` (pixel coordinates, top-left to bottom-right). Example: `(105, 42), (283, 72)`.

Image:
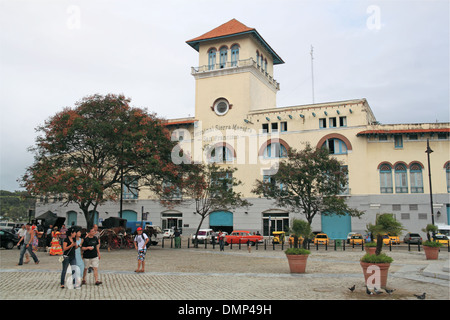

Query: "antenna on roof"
(310, 45), (315, 104)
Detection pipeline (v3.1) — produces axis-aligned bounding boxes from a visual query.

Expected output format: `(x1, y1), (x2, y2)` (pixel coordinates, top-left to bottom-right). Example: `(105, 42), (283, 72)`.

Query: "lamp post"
(425, 139), (435, 226)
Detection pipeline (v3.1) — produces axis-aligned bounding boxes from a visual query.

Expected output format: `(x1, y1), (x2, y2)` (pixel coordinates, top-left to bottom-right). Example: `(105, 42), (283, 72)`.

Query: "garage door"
(321, 213), (351, 240)
(209, 211), (233, 233)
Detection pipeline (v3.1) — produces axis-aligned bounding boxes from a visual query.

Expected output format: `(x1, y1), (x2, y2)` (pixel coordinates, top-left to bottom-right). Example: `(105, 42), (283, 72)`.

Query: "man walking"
(17, 223), (39, 265)
(81, 227), (102, 285)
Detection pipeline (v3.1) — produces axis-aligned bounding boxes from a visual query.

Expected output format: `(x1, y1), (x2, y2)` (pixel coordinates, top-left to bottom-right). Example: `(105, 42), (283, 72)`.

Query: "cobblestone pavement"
(1, 245), (448, 301)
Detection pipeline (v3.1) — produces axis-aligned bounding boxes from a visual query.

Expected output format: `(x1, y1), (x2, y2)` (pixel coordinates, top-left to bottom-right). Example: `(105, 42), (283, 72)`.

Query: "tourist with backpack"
(134, 227), (149, 273)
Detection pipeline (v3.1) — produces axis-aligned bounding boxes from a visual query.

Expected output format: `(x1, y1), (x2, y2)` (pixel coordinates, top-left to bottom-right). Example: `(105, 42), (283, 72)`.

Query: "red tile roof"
(186, 19), (255, 43)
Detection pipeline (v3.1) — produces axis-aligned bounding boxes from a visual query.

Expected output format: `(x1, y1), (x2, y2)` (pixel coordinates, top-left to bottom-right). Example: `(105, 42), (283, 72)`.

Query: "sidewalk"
(1, 247), (448, 300)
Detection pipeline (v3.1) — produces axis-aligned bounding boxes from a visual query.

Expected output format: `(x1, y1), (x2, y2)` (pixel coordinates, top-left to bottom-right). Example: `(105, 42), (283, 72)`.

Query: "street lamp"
(425, 139), (435, 226)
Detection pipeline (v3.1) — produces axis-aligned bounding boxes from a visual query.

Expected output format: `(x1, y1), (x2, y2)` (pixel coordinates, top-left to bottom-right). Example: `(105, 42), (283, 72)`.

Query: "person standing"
(17, 224), (39, 265)
(60, 228), (77, 289)
(174, 228), (181, 248)
(74, 228), (84, 278)
(218, 230), (225, 252)
(134, 227), (149, 273)
(81, 227), (102, 285)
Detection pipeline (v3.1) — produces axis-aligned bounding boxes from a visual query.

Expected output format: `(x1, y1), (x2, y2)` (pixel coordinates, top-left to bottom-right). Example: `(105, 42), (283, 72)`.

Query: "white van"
(192, 228), (213, 244)
(0, 221), (16, 231)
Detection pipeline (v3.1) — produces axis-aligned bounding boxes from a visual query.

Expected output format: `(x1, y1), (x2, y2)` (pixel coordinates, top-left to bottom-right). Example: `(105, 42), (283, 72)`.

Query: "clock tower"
(186, 19), (284, 128)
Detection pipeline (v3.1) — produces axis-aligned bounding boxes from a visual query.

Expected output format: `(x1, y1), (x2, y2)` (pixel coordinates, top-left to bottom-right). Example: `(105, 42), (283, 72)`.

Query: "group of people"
(16, 223), (103, 289)
(15, 223), (152, 289)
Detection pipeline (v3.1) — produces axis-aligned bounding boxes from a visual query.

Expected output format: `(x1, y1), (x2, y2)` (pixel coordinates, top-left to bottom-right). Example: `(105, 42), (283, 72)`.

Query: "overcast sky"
(0, 0), (449, 191)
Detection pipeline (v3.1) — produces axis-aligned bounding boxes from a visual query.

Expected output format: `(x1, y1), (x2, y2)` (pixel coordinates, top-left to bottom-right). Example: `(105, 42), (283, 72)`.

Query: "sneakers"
(95, 281), (102, 285)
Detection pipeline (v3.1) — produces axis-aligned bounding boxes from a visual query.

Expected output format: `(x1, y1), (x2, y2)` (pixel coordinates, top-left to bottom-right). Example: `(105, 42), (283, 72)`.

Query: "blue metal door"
(209, 211), (233, 227)
(321, 213), (351, 240)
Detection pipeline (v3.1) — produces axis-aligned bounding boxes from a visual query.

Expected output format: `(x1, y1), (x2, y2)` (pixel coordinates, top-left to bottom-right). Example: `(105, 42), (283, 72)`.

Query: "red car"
(225, 230), (263, 245)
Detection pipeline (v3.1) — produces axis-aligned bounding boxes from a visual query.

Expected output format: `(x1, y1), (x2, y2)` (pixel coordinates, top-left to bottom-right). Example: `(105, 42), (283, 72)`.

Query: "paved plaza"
(1, 244), (448, 301)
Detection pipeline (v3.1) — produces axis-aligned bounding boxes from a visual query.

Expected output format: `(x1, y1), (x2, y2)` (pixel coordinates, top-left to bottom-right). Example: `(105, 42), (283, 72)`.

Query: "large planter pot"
(286, 254), (309, 273)
(360, 261), (390, 288)
(423, 246), (439, 260)
(365, 247), (377, 255)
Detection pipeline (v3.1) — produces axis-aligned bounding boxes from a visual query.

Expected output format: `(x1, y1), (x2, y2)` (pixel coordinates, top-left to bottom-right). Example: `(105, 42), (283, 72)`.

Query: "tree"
(252, 143), (364, 233)
(21, 94), (177, 229)
(290, 219), (312, 249)
(366, 213), (405, 255)
(159, 163), (251, 247)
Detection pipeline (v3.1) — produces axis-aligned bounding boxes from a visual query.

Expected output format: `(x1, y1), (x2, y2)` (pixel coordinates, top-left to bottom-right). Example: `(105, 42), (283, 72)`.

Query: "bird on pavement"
(374, 287), (383, 294)
(414, 293), (426, 300)
(348, 285), (355, 292)
(365, 286), (373, 295)
(385, 288), (395, 295)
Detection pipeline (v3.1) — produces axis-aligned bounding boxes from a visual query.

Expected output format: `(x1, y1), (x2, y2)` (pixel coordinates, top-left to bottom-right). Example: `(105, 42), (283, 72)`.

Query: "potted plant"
(361, 214), (405, 288)
(421, 224), (441, 260)
(285, 219), (312, 273)
(364, 241), (377, 254)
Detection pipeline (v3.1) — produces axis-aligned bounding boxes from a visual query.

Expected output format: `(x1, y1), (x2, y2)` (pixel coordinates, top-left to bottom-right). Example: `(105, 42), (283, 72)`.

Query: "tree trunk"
(375, 234), (383, 255)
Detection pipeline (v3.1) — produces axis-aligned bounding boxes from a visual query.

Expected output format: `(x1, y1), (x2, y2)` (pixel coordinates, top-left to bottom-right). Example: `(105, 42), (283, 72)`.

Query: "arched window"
(256, 51), (260, 66)
(264, 58), (268, 72)
(263, 142), (287, 158)
(208, 49), (216, 70)
(231, 45), (239, 66)
(379, 163), (393, 193)
(208, 145), (234, 163)
(395, 164), (408, 193)
(410, 163), (423, 193)
(321, 138), (348, 155)
(219, 47), (227, 68)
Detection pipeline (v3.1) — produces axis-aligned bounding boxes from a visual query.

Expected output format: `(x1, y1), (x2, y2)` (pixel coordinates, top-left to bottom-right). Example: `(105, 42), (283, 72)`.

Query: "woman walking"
(60, 228), (78, 289)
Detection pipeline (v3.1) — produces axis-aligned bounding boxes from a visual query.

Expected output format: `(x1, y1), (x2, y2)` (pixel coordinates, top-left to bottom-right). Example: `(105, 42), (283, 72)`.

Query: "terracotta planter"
(286, 254), (309, 273)
(423, 246), (439, 260)
(365, 247), (377, 255)
(360, 261), (390, 288)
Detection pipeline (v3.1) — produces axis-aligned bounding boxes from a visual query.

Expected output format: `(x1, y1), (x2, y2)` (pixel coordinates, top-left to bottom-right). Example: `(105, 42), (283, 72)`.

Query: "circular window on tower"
(213, 98), (230, 116)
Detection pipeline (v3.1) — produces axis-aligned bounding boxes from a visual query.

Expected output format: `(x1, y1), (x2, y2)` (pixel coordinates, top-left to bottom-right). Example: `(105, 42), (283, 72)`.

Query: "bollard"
(238, 239), (241, 250)
(264, 239), (267, 250)
(170, 237), (173, 248)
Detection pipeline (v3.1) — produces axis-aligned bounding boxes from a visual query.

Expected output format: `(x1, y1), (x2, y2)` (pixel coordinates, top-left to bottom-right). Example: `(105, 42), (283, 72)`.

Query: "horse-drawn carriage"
(99, 217), (161, 250)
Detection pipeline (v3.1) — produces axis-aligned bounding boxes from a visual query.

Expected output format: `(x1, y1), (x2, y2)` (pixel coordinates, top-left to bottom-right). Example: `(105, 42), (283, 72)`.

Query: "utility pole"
(425, 139), (435, 226)
(310, 45), (315, 104)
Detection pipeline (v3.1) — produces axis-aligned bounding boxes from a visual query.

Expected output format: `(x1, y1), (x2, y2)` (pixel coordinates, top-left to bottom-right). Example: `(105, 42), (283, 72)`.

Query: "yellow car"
(288, 235), (304, 246)
(349, 234), (364, 245)
(376, 234), (400, 245)
(313, 233), (329, 245)
(433, 233), (449, 245)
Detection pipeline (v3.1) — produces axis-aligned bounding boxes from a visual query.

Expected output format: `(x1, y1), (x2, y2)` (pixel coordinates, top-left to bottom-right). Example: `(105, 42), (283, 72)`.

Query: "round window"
(214, 99), (229, 116)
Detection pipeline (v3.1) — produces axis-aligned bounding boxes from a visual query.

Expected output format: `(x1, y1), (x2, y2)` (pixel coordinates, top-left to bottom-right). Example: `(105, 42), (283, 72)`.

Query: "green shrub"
(285, 248), (310, 255)
(423, 240), (442, 248)
(360, 253), (393, 264)
(364, 242), (377, 247)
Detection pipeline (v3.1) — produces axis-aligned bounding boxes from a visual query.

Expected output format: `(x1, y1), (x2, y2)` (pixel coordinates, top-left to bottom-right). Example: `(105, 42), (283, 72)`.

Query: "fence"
(159, 237), (450, 253)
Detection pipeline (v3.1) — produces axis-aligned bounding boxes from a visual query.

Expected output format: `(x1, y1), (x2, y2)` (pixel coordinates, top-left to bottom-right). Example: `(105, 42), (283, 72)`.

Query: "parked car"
(225, 230), (263, 246)
(313, 233), (329, 245)
(376, 234), (400, 245)
(346, 232), (358, 244)
(349, 233), (364, 245)
(403, 232), (422, 244)
(162, 228), (174, 238)
(192, 228), (213, 244)
(432, 233), (449, 245)
(0, 230), (19, 249)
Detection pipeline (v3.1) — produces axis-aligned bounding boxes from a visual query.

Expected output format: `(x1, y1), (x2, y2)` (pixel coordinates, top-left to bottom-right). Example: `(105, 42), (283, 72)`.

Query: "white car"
(192, 229), (213, 244)
(163, 228), (174, 238)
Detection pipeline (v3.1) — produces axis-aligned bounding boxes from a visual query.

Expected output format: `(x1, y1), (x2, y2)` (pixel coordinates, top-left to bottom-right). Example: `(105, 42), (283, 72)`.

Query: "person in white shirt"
(133, 227), (149, 273)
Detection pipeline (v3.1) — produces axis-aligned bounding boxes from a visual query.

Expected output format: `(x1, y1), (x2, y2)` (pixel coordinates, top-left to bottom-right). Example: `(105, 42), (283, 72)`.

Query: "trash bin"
(335, 239), (342, 247)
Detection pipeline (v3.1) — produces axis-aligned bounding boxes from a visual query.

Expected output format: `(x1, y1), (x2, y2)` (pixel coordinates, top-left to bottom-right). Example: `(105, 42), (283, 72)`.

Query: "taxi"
(288, 234), (304, 246)
(313, 233), (329, 245)
(349, 233), (364, 245)
(433, 233), (449, 245)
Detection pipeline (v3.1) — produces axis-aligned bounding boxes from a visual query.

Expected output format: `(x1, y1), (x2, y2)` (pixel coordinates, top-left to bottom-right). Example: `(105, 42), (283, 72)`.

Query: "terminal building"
(36, 19), (450, 239)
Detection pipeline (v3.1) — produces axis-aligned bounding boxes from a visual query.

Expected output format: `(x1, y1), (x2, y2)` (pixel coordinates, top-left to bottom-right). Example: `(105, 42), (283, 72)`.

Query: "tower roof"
(186, 19), (284, 65)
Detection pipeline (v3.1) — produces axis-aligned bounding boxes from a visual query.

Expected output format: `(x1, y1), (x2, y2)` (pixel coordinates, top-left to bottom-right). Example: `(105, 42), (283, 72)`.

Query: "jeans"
(18, 244), (38, 265)
(61, 256), (78, 286)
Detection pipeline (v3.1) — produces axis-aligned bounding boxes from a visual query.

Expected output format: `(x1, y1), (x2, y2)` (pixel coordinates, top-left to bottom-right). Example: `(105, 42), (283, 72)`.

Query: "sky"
(0, 0), (449, 191)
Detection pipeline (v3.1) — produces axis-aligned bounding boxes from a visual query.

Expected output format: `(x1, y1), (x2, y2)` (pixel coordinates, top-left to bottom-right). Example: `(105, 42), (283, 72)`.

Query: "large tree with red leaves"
(21, 94), (178, 229)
